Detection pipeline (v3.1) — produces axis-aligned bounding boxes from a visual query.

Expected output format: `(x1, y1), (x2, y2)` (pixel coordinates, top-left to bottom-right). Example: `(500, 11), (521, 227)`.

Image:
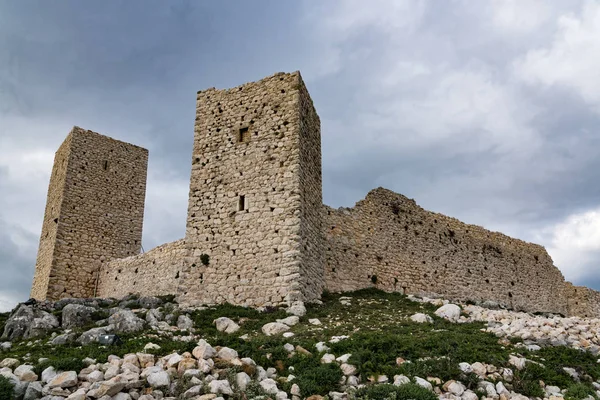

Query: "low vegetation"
(1, 289), (599, 398)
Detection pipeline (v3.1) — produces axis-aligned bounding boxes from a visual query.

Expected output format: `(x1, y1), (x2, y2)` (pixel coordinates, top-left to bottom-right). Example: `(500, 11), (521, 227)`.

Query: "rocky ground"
(0, 290), (599, 400)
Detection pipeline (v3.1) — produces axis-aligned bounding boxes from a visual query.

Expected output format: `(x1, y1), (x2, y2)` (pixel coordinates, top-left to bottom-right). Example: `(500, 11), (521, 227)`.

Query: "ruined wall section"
(325, 187), (569, 315)
(97, 239), (187, 298)
(296, 75), (325, 302)
(565, 283), (600, 318)
(30, 134), (73, 300)
(179, 72), (319, 307)
(31, 127), (148, 300)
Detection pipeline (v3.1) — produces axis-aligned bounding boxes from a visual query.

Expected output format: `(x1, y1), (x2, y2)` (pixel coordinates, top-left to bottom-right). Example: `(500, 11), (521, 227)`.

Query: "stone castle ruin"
(30, 71), (600, 318)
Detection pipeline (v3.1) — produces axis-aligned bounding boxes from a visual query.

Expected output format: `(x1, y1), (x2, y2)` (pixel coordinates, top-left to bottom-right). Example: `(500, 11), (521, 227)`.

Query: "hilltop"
(0, 289), (599, 400)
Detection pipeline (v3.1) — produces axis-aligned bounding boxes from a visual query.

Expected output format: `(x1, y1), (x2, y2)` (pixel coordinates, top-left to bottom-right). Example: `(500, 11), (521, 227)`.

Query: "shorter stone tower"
(30, 127), (148, 300)
(179, 71), (324, 307)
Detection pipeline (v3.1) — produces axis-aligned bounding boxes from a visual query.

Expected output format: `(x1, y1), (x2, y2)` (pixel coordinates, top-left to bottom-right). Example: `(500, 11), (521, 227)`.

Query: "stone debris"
(4, 292), (600, 400)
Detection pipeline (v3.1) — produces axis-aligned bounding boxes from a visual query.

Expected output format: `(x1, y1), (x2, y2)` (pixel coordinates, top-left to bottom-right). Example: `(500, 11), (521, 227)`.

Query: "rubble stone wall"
(97, 239), (187, 298)
(178, 71), (323, 307)
(30, 133), (74, 300)
(31, 127), (148, 300)
(565, 283), (600, 318)
(324, 187), (570, 316)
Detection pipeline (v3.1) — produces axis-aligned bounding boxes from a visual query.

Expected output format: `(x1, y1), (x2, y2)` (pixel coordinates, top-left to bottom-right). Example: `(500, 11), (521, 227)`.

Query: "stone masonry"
(324, 188), (569, 315)
(31, 127), (148, 300)
(30, 71), (600, 316)
(178, 71), (324, 307)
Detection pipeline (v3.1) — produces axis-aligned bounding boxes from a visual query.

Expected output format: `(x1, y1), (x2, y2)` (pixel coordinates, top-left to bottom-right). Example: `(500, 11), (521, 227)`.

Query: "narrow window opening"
(103, 160), (109, 170)
(238, 127), (250, 143)
(238, 195), (245, 211)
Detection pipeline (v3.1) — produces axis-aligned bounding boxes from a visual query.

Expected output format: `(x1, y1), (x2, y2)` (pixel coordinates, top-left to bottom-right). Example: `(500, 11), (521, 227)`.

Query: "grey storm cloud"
(1, 0), (600, 311)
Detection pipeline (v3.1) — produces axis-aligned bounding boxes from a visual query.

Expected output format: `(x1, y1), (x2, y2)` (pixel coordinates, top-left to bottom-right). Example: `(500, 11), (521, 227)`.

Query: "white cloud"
(514, 0), (600, 111)
(488, 0), (556, 34)
(534, 207), (600, 282)
(361, 66), (540, 156)
(142, 174), (189, 250)
(0, 291), (21, 312)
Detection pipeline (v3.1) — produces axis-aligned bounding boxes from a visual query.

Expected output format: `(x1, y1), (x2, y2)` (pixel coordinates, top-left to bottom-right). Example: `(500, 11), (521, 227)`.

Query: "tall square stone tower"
(179, 71), (324, 307)
(30, 127), (148, 300)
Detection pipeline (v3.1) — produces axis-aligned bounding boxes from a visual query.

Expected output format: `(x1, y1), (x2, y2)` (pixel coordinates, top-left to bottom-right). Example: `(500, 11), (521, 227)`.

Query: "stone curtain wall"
(178, 72), (322, 307)
(31, 127), (148, 300)
(97, 239), (187, 298)
(296, 75), (325, 302)
(565, 283), (600, 318)
(324, 187), (570, 316)
(30, 133), (74, 300)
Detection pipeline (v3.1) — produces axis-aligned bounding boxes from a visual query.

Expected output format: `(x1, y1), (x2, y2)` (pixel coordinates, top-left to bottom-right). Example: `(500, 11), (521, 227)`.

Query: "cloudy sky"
(1, 0), (600, 311)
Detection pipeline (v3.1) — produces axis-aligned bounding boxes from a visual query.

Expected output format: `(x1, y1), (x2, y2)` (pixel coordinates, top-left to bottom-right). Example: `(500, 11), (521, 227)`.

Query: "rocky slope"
(0, 290), (599, 400)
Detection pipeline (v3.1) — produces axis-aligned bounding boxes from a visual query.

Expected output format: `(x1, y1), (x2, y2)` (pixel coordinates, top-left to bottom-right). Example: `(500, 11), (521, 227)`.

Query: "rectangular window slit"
(238, 195), (245, 211)
(238, 127), (249, 143)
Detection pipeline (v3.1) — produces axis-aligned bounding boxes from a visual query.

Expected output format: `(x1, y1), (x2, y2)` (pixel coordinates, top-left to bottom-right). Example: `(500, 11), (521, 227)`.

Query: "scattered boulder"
(216, 347), (238, 361)
(262, 322), (290, 336)
(434, 304), (461, 321)
(177, 315), (194, 330)
(410, 313), (433, 323)
(62, 304), (98, 329)
(287, 301), (306, 317)
(2, 304), (59, 340)
(77, 326), (111, 345)
(147, 371), (170, 387)
(213, 317), (240, 334)
(193, 340), (217, 360)
(209, 379), (233, 395)
(48, 371), (78, 388)
(14, 364), (38, 382)
(109, 310), (145, 333)
(138, 296), (163, 309)
(415, 376), (433, 391)
(276, 316), (300, 326)
(146, 309), (163, 326)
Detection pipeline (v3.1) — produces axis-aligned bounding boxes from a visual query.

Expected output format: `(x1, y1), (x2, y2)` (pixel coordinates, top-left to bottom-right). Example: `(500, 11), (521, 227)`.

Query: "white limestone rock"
(394, 375), (410, 386)
(147, 371), (170, 387)
(213, 317), (240, 334)
(177, 315), (194, 330)
(435, 304), (461, 321)
(216, 347), (238, 361)
(14, 365), (38, 382)
(410, 313), (433, 323)
(236, 372), (251, 391)
(260, 378), (279, 394)
(415, 376), (433, 391)
(262, 322), (290, 336)
(209, 379), (233, 395)
(193, 340), (217, 360)
(276, 316), (300, 326)
(48, 371), (78, 388)
(287, 301), (306, 317)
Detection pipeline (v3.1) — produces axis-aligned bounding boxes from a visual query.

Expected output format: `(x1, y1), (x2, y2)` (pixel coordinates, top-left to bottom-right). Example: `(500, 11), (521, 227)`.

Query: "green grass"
(1, 289), (598, 397)
(565, 383), (599, 400)
(0, 376), (13, 400)
(353, 383), (438, 400)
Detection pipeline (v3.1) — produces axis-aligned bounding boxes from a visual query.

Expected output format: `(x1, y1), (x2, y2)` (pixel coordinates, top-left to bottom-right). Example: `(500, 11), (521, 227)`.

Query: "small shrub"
(565, 383), (598, 400)
(35, 357), (86, 376)
(354, 383), (438, 400)
(90, 309), (109, 321)
(286, 354), (344, 395)
(0, 376), (13, 400)
(200, 254), (210, 266)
